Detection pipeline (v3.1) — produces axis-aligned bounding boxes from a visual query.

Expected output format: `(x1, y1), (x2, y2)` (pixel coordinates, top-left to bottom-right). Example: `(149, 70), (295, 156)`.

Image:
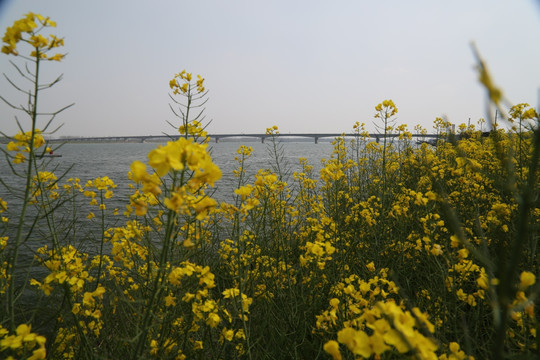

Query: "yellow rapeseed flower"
(323, 340), (342, 360)
(519, 271), (535, 289)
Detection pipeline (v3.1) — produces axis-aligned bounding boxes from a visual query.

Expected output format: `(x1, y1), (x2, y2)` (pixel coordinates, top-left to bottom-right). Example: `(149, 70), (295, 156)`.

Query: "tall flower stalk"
(373, 99), (398, 207)
(130, 70), (223, 358)
(0, 13), (71, 331)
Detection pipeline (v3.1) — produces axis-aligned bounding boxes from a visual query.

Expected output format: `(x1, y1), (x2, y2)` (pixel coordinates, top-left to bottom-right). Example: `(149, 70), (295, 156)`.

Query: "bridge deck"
(49, 133), (447, 144)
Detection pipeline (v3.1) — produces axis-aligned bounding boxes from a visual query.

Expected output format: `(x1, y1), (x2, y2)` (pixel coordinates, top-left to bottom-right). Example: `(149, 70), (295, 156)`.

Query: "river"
(0, 140), (338, 258)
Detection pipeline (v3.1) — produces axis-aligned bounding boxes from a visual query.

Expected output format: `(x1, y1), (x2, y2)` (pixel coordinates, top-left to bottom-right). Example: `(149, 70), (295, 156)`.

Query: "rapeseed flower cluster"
(6, 130), (50, 164)
(169, 70), (205, 94)
(0, 324), (46, 360)
(30, 245), (92, 296)
(1, 12), (64, 60)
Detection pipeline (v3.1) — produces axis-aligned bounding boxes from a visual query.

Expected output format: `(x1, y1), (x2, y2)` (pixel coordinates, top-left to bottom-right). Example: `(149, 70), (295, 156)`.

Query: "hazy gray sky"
(1, 0), (539, 137)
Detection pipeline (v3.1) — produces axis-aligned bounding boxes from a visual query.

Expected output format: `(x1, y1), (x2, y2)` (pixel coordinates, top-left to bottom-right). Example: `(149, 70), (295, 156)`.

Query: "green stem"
(183, 90), (192, 138)
(133, 171), (182, 359)
(7, 53), (40, 331)
(380, 110), (389, 208)
(94, 191), (106, 291)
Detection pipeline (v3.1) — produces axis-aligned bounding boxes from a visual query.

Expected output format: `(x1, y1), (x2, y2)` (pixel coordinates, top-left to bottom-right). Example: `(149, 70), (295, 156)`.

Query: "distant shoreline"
(43, 137), (335, 144)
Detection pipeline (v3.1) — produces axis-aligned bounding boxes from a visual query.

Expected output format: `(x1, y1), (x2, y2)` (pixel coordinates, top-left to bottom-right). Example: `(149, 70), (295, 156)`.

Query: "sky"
(0, 0), (539, 137)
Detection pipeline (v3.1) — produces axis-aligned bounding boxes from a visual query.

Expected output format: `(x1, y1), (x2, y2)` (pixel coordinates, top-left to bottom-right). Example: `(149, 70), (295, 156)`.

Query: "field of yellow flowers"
(1, 13), (539, 360)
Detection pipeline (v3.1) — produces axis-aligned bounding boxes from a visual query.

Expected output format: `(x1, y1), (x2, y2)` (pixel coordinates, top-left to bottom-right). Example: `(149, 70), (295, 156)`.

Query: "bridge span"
(50, 133), (441, 144)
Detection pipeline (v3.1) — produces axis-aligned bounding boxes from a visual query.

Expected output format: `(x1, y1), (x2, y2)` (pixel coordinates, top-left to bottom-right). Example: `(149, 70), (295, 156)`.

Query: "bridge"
(49, 133), (444, 144)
